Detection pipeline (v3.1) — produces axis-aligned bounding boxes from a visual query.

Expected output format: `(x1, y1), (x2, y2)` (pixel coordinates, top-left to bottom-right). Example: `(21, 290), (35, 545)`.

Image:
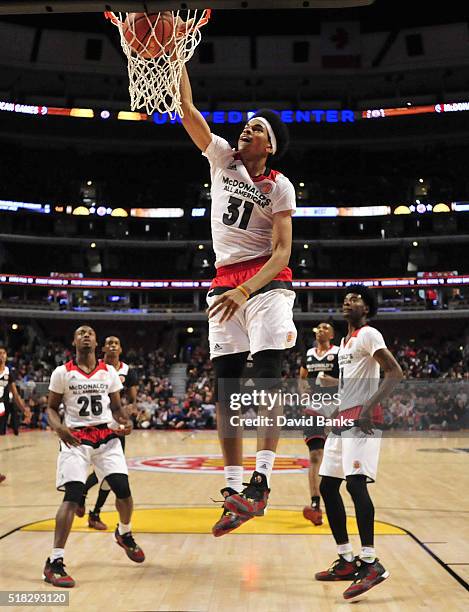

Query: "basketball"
(122, 12), (174, 59)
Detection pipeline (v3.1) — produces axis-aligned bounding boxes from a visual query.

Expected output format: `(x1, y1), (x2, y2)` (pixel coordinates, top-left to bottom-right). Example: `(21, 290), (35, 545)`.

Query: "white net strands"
(106, 10), (211, 118)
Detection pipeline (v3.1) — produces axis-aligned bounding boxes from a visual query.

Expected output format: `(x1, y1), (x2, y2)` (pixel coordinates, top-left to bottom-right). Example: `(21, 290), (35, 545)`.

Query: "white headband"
(250, 116), (277, 155)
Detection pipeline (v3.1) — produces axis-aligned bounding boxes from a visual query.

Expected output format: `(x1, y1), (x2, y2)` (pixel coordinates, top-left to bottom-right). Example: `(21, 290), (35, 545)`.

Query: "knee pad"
(307, 438), (325, 452)
(63, 481), (86, 504)
(308, 447), (324, 462)
(212, 352), (249, 402)
(320, 475), (342, 498)
(106, 473), (131, 499)
(345, 474), (368, 499)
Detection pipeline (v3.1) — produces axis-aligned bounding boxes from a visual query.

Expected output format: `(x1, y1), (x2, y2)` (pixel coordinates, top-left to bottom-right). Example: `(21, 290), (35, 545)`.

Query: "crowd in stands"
(1, 334), (467, 435)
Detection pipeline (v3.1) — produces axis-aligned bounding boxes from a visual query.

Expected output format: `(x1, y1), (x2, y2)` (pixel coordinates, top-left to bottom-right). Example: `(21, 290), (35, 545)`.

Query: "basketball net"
(105, 10), (211, 118)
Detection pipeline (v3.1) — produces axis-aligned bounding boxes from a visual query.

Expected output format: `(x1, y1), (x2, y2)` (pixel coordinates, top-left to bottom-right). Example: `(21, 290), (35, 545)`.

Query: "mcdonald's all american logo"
(260, 182), (273, 194)
(127, 454), (309, 474)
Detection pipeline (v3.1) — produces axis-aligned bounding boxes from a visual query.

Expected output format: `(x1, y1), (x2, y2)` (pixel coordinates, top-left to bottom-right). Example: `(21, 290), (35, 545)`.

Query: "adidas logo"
(214, 343), (223, 351)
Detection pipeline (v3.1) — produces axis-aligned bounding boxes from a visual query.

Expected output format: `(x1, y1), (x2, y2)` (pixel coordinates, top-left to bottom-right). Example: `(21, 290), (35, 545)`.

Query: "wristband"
(237, 285), (250, 299)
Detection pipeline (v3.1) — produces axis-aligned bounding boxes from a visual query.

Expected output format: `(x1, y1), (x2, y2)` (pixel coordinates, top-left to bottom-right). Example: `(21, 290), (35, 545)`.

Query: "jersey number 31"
(223, 196), (254, 230)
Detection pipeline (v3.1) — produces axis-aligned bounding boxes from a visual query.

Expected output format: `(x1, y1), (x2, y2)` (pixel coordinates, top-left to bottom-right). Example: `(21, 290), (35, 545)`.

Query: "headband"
(251, 116), (277, 155)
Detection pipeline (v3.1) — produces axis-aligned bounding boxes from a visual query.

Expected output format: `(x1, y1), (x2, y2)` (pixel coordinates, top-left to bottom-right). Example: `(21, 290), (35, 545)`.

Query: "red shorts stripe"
(211, 256), (292, 289)
(72, 426), (117, 447)
(339, 404), (384, 425)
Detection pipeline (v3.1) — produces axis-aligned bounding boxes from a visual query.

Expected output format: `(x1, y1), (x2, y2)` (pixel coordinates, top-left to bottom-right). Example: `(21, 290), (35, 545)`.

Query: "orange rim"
(104, 9), (212, 30)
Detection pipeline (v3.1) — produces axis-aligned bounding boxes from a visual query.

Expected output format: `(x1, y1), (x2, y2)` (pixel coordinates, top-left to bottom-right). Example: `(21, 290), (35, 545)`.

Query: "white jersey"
(203, 134), (296, 267)
(337, 325), (387, 412)
(49, 360), (123, 428)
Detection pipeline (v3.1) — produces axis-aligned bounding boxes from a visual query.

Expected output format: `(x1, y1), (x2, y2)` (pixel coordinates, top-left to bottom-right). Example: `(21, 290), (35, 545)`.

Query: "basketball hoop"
(106, 9), (211, 118)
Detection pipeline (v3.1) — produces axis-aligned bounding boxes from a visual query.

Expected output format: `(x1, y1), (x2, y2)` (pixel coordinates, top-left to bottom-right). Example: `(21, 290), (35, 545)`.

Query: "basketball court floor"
(0, 429), (468, 611)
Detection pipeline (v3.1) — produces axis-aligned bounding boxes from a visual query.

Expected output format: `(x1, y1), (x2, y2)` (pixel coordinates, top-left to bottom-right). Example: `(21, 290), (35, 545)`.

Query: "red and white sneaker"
(224, 471), (270, 517)
(315, 556), (359, 581)
(88, 511), (107, 530)
(43, 557), (75, 588)
(114, 527), (145, 563)
(343, 558), (389, 599)
(303, 505), (323, 526)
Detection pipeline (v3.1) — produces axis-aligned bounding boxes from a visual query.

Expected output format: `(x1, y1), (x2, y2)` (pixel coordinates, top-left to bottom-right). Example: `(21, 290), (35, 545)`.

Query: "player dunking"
(180, 65), (297, 535)
(76, 336), (139, 530)
(315, 286), (402, 600)
(299, 323), (339, 526)
(44, 326), (144, 588)
(0, 345), (30, 437)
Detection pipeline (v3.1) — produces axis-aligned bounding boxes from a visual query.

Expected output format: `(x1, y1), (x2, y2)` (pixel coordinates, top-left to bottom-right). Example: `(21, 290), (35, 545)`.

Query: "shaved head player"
(44, 326), (144, 588)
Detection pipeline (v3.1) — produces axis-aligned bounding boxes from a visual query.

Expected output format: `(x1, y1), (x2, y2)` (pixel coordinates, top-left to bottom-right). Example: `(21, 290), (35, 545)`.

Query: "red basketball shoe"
(88, 511), (108, 530)
(43, 557), (75, 588)
(224, 471), (270, 517)
(343, 558), (389, 599)
(315, 556), (359, 581)
(212, 487), (252, 537)
(303, 504), (323, 526)
(114, 527), (145, 563)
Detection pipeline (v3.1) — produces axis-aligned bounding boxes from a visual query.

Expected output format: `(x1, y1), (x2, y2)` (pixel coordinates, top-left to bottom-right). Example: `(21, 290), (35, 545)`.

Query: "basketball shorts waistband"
(211, 256), (293, 292)
(332, 404), (384, 434)
(208, 280), (293, 300)
(69, 424), (119, 448)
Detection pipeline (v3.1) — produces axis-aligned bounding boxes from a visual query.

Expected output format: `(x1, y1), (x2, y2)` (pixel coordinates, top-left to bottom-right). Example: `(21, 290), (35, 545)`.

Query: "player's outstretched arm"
(180, 65), (212, 152)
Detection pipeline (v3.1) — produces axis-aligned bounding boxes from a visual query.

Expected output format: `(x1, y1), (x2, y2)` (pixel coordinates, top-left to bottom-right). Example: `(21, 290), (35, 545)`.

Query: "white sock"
(360, 546), (376, 563)
(50, 548), (65, 562)
(337, 543), (354, 562)
(255, 450), (276, 485)
(224, 465), (243, 492)
(118, 522), (131, 535)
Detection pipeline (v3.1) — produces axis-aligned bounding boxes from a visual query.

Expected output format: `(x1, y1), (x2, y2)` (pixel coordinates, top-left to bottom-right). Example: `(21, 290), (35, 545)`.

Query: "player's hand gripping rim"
(56, 425), (81, 448)
(207, 287), (249, 323)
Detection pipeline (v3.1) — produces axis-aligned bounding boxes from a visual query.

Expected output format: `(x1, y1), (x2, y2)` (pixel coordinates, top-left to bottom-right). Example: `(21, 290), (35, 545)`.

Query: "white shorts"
(319, 428), (382, 482)
(207, 288), (297, 358)
(56, 437), (128, 491)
